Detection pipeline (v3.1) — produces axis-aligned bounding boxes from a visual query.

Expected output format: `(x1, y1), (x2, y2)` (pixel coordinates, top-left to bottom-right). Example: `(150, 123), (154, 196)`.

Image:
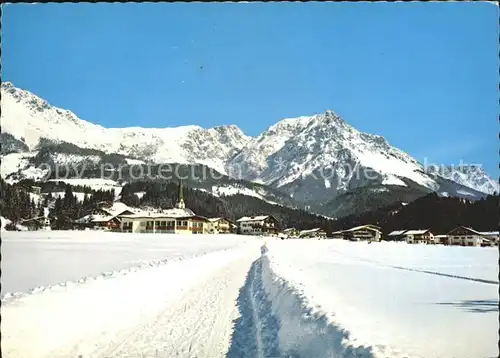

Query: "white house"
(387, 230), (408, 241)
(206, 217), (234, 234)
(343, 225), (382, 242)
(298, 228), (327, 239)
(236, 215), (279, 236)
(479, 231), (499, 246)
(404, 230), (434, 244)
(118, 181), (208, 235)
(434, 234), (449, 245)
(446, 226), (492, 247)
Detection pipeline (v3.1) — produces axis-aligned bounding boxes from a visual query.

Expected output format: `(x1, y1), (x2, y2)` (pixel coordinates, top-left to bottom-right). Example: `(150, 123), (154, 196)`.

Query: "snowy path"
(2, 243), (263, 358)
(94, 247), (258, 358)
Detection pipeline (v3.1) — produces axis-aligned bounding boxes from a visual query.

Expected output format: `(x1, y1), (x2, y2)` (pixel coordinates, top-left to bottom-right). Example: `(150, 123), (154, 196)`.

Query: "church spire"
(176, 179), (185, 209)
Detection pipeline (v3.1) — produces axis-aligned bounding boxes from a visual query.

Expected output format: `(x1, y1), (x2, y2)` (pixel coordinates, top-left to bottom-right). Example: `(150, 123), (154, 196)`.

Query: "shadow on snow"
(435, 299), (499, 313)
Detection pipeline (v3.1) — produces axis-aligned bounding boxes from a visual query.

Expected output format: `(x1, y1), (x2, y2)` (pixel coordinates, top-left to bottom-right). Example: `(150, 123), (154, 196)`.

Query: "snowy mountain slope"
(227, 110), (440, 203)
(434, 165), (499, 195)
(1, 82), (496, 217)
(227, 110), (495, 206)
(1, 82), (250, 174)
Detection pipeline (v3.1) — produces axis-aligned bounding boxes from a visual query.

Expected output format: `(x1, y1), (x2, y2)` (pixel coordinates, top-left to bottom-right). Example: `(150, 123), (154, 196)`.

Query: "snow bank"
(260, 246), (378, 358)
(264, 240), (499, 358)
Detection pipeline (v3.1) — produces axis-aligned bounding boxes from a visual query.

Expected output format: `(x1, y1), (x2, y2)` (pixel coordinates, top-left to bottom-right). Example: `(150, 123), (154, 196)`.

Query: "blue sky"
(3, 2), (498, 176)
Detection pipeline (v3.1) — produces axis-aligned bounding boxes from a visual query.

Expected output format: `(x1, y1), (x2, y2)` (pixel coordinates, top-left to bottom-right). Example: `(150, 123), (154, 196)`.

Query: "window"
(183, 220), (188, 226)
(177, 220), (182, 226)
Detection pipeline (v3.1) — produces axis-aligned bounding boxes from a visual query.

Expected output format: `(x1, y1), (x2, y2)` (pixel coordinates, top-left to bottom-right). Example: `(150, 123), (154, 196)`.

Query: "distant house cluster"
(74, 182), (282, 236)
(387, 227), (498, 247)
(70, 182), (498, 247)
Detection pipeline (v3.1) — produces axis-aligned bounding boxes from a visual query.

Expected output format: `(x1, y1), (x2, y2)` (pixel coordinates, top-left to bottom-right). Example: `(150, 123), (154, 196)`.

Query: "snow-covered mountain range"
(1, 82), (497, 216)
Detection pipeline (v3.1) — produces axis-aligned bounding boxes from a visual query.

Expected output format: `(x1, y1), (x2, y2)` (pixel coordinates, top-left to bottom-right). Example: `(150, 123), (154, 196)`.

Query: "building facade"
(118, 180), (208, 234)
(404, 230), (434, 244)
(446, 226), (493, 247)
(119, 212), (207, 234)
(298, 228), (327, 239)
(207, 218), (234, 234)
(283, 228), (300, 238)
(237, 215), (279, 236)
(343, 225), (382, 242)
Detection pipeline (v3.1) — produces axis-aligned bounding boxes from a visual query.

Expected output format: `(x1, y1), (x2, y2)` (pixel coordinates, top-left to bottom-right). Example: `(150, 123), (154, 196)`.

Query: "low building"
(283, 228), (300, 238)
(76, 214), (122, 231)
(298, 228), (327, 239)
(93, 202), (136, 218)
(387, 230), (408, 241)
(116, 180), (208, 235)
(479, 231), (499, 246)
(330, 230), (345, 239)
(119, 210), (208, 234)
(434, 234), (449, 245)
(343, 225), (382, 242)
(207, 217), (234, 234)
(446, 226), (492, 247)
(404, 230), (434, 244)
(236, 215), (279, 236)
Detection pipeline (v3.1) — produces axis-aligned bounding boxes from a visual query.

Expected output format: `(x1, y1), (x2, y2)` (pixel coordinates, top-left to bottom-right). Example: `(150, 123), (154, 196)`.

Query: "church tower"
(176, 179), (185, 209)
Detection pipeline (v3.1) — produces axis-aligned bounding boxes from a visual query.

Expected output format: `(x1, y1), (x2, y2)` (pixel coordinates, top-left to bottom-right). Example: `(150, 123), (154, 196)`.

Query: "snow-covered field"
(1, 231), (253, 296)
(264, 240), (499, 358)
(2, 235), (498, 358)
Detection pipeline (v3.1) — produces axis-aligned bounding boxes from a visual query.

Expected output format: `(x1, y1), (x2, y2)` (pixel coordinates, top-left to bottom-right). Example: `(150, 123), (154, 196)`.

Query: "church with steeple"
(117, 179), (209, 234)
(176, 179), (185, 209)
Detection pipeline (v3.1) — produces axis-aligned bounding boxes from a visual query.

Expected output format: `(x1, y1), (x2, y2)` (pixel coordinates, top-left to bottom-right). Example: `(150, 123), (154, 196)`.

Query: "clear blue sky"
(3, 2), (498, 176)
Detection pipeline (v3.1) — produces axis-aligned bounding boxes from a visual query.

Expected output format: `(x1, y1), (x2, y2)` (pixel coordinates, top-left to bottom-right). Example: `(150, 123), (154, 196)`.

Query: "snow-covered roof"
(91, 215), (115, 223)
(101, 202), (136, 216)
(345, 225), (381, 232)
(479, 231), (499, 236)
(434, 235), (448, 238)
(446, 226), (485, 236)
(125, 208), (196, 219)
(405, 230), (431, 235)
(162, 208), (195, 218)
(300, 228), (325, 234)
(236, 215), (269, 222)
(76, 214), (116, 223)
(388, 230), (407, 236)
(207, 217), (223, 222)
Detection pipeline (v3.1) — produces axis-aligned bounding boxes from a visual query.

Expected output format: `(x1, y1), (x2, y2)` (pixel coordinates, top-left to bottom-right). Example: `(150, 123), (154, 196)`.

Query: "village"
(19, 181), (496, 248)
